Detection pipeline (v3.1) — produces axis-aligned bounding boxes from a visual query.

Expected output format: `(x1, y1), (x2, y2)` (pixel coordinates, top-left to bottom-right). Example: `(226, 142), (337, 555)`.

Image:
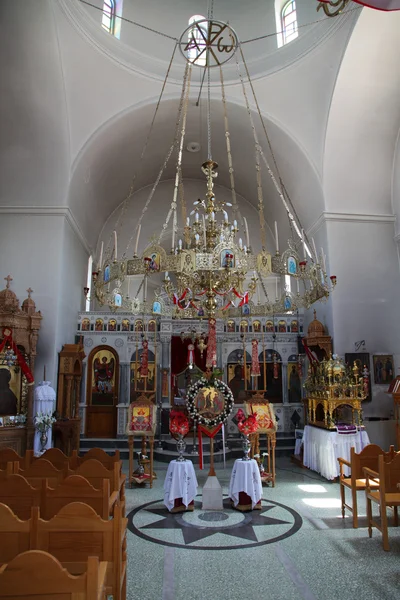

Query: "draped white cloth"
(163, 460), (198, 511)
(303, 425), (370, 480)
(229, 459), (263, 508)
(33, 381), (56, 455)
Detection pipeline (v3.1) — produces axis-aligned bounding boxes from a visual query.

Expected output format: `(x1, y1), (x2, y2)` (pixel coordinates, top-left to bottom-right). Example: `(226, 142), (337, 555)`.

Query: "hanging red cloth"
(0, 327), (34, 385)
(251, 339), (260, 377)
(273, 353), (279, 380)
(139, 339), (149, 378)
(205, 319), (217, 368)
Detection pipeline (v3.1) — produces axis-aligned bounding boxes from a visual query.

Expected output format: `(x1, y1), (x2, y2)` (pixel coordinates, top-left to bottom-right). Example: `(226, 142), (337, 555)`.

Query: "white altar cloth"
(163, 460), (198, 511)
(229, 459), (263, 508)
(303, 425), (370, 480)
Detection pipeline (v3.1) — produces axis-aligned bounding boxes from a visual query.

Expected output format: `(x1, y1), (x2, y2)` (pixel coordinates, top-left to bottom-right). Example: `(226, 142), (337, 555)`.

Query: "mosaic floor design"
(127, 495), (302, 550)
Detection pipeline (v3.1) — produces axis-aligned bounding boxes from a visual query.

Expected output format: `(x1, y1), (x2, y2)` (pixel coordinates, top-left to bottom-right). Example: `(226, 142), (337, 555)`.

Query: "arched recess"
(86, 345), (119, 438)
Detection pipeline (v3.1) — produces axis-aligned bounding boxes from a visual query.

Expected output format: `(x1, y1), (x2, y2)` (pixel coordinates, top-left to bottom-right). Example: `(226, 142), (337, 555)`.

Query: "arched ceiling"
(69, 96), (325, 249)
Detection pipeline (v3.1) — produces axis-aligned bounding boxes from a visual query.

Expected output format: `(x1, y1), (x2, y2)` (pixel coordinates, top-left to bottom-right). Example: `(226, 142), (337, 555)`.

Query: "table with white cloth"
(229, 458), (263, 511)
(303, 425), (370, 480)
(163, 460), (198, 513)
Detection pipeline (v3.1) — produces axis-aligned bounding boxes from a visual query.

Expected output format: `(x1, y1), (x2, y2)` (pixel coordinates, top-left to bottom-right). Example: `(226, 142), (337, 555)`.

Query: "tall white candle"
(178, 239), (182, 250)
(223, 211), (228, 223)
(195, 212), (199, 222)
(144, 277), (148, 302)
(113, 230), (117, 261)
(296, 278), (300, 294)
(244, 217), (250, 248)
(233, 219), (238, 229)
(186, 217), (190, 226)
(274, 221), (279, 253)
(321, 248), (326, 272)
(172, 226), (175, 252)
(311, 237), (318, 261)
(239, 238), (243, 249)
(98, 242), (103, 269)
(202, 215), (207, 247)
(134, 224), (141, 256)
(301, 229), (306, 259)
(257, 282), (261, 305)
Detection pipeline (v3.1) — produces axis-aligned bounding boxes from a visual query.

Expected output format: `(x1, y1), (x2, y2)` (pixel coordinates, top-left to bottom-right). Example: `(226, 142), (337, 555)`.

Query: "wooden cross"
(4, 274), (12, 289)
(26, 287), (33, 298)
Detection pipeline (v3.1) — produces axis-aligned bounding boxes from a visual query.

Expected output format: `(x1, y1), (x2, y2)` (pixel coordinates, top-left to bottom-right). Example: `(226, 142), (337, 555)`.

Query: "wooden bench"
(0, 503), (31, 565)
(66, 460), (126, 515)
(14, 458), (67, 489)
(71, 448), (121, 470)
(0, 474), (42, 520)
(25, 447), (72, 471)
(0, 550), (107, 599)
(0, 449), (26, 471)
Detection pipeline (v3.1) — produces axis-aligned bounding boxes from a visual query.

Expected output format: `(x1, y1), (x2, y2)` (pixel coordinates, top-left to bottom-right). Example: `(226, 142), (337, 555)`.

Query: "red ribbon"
(198, 428), (203, 470)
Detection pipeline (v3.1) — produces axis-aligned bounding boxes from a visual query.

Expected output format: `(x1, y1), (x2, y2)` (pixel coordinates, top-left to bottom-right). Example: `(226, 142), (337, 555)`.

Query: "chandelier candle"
(114, 230), (117, 261)
(274, 221), (279, 254)
(98, 241), (103, 270)
(244, 217), (250, 249)
(134, 224), (141, 256)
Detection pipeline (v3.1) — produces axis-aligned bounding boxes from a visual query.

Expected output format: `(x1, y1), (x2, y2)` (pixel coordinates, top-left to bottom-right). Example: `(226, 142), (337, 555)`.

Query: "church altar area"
(76, 311), (304, 444)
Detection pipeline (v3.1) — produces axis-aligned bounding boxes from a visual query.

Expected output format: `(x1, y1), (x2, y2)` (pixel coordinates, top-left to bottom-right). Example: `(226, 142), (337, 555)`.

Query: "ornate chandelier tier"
(90, 17), (337, 324)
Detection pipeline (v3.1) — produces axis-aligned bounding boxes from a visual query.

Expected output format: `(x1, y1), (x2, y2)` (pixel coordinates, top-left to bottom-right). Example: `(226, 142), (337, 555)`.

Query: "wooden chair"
(41, 475), (119, 520)
(66, 460), (126, 515)
(14, 458), (67, 488)
(0, 449), (25, 471)
(25, 448), (72, 471)
(0, 503), (31, 565)
(0, 550), (107, 599)
(364, 453), (400, 551)
(71, 448), (121, 470)
(338, 444), (396, 528)
(36, 502), (127, 600)
(0, 474), (42, 520)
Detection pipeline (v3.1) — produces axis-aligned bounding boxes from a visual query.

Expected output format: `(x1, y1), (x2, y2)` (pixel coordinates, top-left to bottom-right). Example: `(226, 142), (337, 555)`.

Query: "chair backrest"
(27, 448), (72, 471)
(379, 452), (400, 494)
(15, 458), (66, 489)
(71, 459), (120, 493)
(0, 462), (15, 481)
(0, 503), (31, 565)
(350, 444), (392, 480)
(0, 448), (25, 471)
(0, 550), (104, 599)
(42, 475), (110, 520)
(72, 448), (121, 470)
(0, 474), (41, 520)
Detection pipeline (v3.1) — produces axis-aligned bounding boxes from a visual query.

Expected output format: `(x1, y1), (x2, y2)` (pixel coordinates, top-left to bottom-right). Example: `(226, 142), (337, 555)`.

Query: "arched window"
(187, 15), (208, 66)
(275, 0), (298, 48)
(102, 0), (116, 35)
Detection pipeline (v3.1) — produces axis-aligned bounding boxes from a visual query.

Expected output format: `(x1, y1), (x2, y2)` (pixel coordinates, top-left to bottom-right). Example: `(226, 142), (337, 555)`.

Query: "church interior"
(1, 1), (400, 598)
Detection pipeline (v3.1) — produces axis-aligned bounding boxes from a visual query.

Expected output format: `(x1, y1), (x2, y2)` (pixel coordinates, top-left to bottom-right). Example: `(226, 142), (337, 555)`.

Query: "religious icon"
(114, 293), (122, 307)
(278, 320), (286, 333)
(284, 296), (292, 310)
(81, 318), (90, 331)
(228, 364), (250, 404)
(227, 320), (235, 333)
(194, 387), (224, 418)
(148, 319), (156, 332)
(147, 252), (160, 272)
(288, 362), (302, 403)
(373, 354), (394, 385)
(291, 320), (298, 333)
(152, 301), (161, 315)
(0, 367), (18, 415)
(257, 251), (271, 275)
(95, 318), (104, 331)
(240, 320), (248, 332)
(92, 352), (115, 396)
(121, 319), (130, 332)
(103, 264), (111, 283)
(221, 249), (234, 268)
(108, 319), (117, 332)
(242, 304), (250, 316)
(266, 320), (274, 332)
(253, 320), (261, 333)
(134, 320), (143, 332)
(197, 307), (205, 317)
(287, 256), (297, 275)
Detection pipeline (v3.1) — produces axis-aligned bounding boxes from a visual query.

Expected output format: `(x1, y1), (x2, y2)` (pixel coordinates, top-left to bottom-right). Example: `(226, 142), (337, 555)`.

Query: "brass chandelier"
(90, 17), (337, 322)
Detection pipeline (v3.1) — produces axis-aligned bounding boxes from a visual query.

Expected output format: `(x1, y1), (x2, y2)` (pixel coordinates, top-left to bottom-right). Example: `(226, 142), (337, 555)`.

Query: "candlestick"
(134, 224), (141, 256)
(114, 230), (117, 261)
(244, 217), (250, 248)
(98, 242), (103, 269)
(274, 221), (279, 253)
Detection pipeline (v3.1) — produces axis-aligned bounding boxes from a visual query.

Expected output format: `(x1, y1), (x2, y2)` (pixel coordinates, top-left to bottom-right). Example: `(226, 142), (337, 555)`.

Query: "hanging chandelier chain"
(239, 46), (311, 250)
(255, 147), (267, 251)
(219, 66), (241, 223)
(158, 63), (193, 246)
(207, 66), (212, 161)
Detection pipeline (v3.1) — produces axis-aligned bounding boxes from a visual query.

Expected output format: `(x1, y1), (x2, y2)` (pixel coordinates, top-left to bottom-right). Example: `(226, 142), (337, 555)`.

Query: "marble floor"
(124, 457), (400, 600)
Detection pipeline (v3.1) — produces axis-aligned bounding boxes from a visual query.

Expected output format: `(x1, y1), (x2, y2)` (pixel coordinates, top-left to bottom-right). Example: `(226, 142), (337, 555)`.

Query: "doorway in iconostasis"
(86, 346), (119, 438)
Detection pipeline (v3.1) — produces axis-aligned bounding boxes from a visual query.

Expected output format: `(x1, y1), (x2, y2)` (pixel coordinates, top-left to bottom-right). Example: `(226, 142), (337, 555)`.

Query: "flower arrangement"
(34, 411), (56, 433)
(169, 411), (190, 438)
(237, 413), (258, 436)
(186, 376), (234, 428)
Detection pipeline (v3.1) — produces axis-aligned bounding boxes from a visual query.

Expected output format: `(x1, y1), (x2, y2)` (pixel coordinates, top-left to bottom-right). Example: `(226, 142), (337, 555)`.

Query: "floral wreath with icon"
(186, 377), (234, 428)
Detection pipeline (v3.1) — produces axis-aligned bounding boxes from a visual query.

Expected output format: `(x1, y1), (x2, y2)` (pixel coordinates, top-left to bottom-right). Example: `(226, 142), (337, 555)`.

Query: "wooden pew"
(0, 550), (107, 600)
(41, 475), (119, 520)
(25, 447), (72, 471)
(14, 458), (67, 488)
(71, 448), (121, 470)
(0, 449), (26, 471)
(66, 460), (126, 515)
(0, 503), (31, 565)
(0, 475), (42, 520)
(0, 462), (15, 481)
(36, 502), (127, 600)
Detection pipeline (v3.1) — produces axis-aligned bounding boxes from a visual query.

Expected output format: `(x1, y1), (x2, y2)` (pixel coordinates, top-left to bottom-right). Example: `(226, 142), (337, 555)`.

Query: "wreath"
(186, 377), (234, 428)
